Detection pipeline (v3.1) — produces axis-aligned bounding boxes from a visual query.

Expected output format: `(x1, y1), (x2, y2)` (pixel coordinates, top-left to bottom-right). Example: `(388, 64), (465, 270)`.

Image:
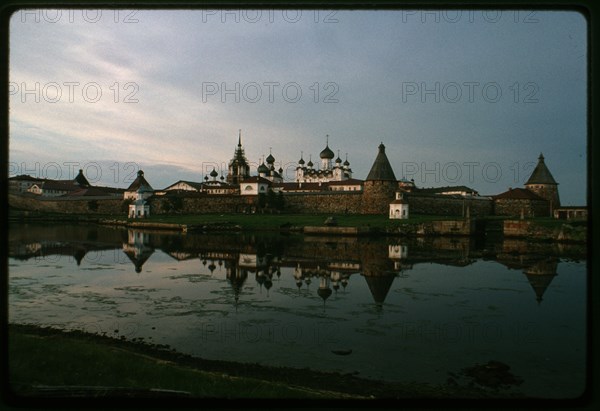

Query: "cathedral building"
(227, 130), (251, 185)
(295, 136), (353, 183)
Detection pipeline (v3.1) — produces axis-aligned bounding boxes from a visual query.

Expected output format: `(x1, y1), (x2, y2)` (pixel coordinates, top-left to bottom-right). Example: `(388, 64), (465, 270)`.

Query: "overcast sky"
(9, 9), (587, 205)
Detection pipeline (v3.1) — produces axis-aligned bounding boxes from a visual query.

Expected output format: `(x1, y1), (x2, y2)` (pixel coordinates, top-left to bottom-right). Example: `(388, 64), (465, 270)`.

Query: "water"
(8, 223), (587, 398)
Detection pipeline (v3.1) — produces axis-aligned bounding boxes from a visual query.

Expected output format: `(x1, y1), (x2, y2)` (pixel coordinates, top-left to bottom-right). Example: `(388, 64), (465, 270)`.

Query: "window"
(245, 185), (252, 191)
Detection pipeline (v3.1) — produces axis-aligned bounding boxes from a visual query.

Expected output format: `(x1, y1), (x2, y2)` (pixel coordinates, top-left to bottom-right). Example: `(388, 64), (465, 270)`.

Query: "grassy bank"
(120, 213), (463, 231)
(7, 324), (519, 400)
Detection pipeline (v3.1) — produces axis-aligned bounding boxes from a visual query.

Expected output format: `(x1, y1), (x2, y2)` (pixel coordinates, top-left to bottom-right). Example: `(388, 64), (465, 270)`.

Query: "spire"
(238, 129), (242, 147)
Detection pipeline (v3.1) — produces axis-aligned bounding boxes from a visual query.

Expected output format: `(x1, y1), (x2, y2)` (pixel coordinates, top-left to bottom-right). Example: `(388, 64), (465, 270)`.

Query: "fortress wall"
(404, 192), (493, 216)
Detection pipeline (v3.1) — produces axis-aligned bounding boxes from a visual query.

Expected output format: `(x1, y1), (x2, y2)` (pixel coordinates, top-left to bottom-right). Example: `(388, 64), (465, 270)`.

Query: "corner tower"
(524, 153), (560, 215)
(362, 143), (398, 214)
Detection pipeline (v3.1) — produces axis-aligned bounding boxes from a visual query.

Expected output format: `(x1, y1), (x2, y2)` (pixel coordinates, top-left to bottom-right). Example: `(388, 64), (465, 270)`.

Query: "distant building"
(295, 136), (353, 183)
(524, 153), (560, 214)
(362, 143), (398, 214)
(553, 206), (587, 220)
(240, 176), (272, 196)
(227, 130), (251, 185)
(9, 175), (43, 193)
(492, 187), (548, 217)
(389, 191), (409, 219)
(124, 170), (153, 200)
(26, 169), (90, 197)
(327, 179), (364, 192)
(129, 186), (151, 218)
(257, 149), (284, 183)
(202, 168), (238, 194)
(416, 185), (479, 197)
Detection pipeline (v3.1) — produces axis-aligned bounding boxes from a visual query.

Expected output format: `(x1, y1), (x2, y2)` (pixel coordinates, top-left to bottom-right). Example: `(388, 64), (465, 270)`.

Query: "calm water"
(8, 223), (587, 398)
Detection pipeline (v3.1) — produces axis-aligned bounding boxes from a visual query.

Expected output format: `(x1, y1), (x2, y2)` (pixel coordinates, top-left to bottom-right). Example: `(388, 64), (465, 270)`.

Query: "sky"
(8, 9), (587, 205)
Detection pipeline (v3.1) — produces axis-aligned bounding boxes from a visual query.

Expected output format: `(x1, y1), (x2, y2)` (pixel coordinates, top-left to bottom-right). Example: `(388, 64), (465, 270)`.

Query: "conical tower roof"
(127, 170), (153, 191)
(74, 169), (90, 187)
(525, 153), (558, 185)
(366, 143), (397, 181)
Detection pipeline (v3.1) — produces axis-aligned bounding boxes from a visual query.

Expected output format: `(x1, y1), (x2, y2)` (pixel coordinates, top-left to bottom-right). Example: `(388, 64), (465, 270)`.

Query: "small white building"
(124, 170), (154, 200)
(389, 192), (409, 219)
(129, 187), (151, 218)
(240, 176), (272, 196)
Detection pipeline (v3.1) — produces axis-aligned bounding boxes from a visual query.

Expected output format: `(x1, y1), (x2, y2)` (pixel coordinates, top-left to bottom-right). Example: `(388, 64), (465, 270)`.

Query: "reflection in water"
(8, 225), (573, 307)
(8, 224), (587, 398)
(122, 230), (155, 273)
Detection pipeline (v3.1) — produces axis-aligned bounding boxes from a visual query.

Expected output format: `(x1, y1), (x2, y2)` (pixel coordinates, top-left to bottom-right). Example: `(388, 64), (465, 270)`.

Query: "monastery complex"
(8, 131), (586, 221)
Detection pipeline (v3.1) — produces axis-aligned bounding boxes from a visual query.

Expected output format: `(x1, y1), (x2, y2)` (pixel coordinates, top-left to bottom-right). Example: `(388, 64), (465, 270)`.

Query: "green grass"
(8, 325), (518, 399)
(8, 329), (335, 398)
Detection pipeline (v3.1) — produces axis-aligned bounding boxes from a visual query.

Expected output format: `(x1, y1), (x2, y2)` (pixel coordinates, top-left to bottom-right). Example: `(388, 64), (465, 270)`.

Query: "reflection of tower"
(226, 259), (248, 307)
(388, 244), (409, 272)
(360, 240), (396, 305)
(122, 229), (154, 273)
(523, 257), (558, 304)
(317, 275), (332, 308)
(73, 248), (87, 266)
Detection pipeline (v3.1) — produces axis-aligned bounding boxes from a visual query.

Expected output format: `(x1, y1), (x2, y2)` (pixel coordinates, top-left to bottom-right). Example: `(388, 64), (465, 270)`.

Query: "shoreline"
(7, 323), (523, 400)
(8, 209), (588, 243)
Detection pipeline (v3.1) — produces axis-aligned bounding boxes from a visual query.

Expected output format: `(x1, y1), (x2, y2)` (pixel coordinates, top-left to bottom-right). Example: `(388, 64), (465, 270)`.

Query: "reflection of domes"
(318, 287), (332, 301)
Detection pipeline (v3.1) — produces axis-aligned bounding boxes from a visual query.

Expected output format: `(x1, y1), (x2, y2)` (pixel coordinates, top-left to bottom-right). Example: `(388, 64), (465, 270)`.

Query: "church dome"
(266, 153), (275, 164)
(298, 156), (305, 165)
(210, 168), (218, 178)
(320, 144), (334, 159)
(257, 163), (269, 174)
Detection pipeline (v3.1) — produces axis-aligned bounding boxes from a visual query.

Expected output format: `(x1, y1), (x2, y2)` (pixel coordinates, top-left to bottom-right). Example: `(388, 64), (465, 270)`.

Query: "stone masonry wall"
(9, 194), (124, 214)
(404, 193), (493, 216)
(362, 181), (397, 214)
(283, 192), (363, 214)
(494, 198), (549, 217)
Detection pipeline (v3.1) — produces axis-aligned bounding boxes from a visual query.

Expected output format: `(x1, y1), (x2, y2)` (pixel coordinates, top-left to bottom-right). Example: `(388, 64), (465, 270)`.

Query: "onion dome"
(320, 144), (334, 159)
(266, 153), (275, 164)
(210, 168), (218, 178)
(278, 167), (284, 174)
(257, 162), (269, 174)
(344, 154), (350, 167)
(307, 159), (314, 168)
(298, 157), (305, 165)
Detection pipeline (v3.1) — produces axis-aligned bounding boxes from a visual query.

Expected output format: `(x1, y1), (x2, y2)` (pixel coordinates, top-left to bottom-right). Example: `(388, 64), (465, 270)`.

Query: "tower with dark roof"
(525, 153), (560, 214)
(74, 169), (90, 187)
(362, 143), (398, 214)
(227, 130), (251, 185)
